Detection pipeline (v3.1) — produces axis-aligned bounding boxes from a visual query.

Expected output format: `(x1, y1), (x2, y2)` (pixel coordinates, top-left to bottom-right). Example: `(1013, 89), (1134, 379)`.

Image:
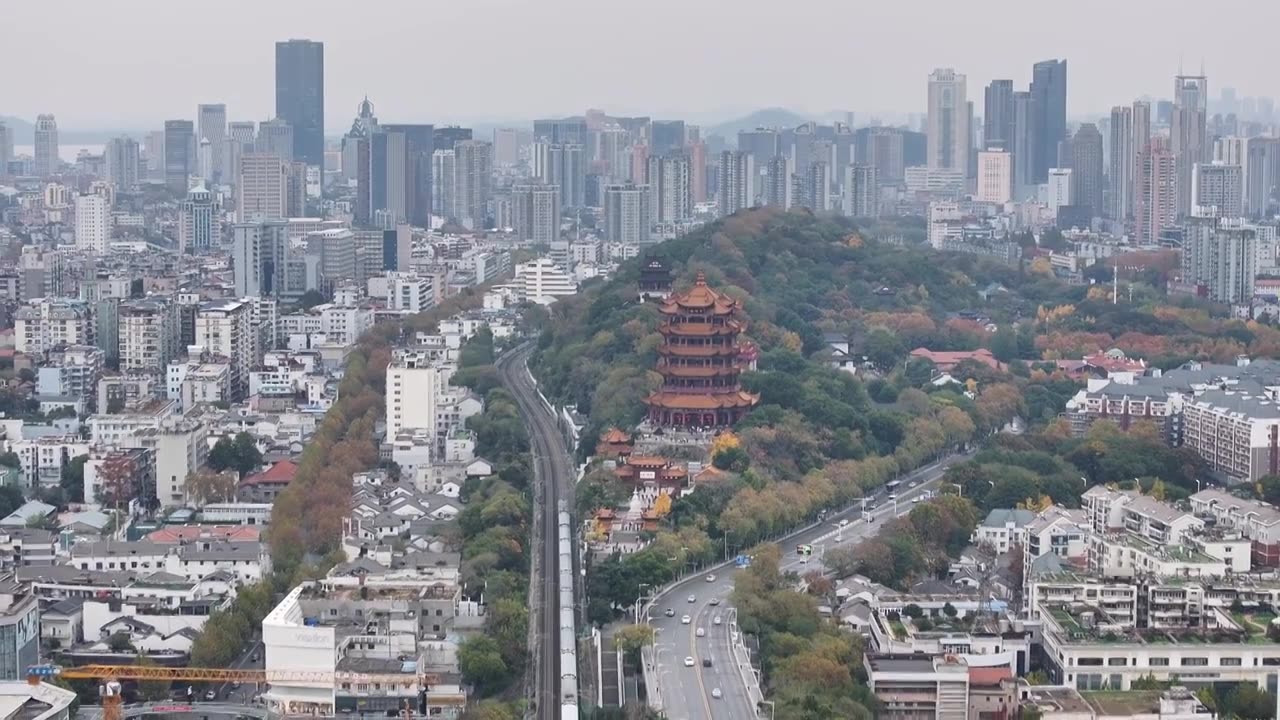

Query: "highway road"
(644, 454), (964, 720)
(497, 343), (574, 719)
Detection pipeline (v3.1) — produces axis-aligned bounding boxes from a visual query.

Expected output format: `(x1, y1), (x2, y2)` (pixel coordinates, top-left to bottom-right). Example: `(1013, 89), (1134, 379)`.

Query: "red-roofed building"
(147, 525), (261, 544)
(968, 666), (1016, 719)
(596, 428), (634, 459)
(237, 460), (298, 503)
(910, 347), (1006, 373)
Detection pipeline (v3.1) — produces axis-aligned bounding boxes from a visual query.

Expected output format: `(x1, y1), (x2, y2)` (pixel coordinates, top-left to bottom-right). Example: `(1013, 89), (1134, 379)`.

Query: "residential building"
(386, 350), (450, 440)
(1172, 75), (1209, 215)
(233, 220), (303, 299)
(122, 417), (209, 509)
(864, 654), (972, 720)
(275, 39), (324, 167)
(1192, 162), (1244, 217)
(1047, 168), (1073, 218)
(1070, 123), (1104, 219)
(194, 299), (253, 401)
(648, 153), (691, 224)
(197, 103), (227, 184)
(163, 120), (195, 195)
(0, 574), (39, 680)
(603, 184), (651, 244)
(717, 151), (754, 217)
(1181, 216), (1255, 303)
(118, 297), (180, 377)
(511, 184), (561, 243)
(104, 136), (140, 189)
(844, 164), (879, 218)
(452, 140), (491, 228)
(33, 115), (58, 177)
(1188, 488), (1280, 566)
(1108, 105), (1134, 221)
(36, 345), (104, 411)
(1135, 137), (1178, 244)
(74, 194), (110, 253)
(14, 299), (92, 356)
(385, 273), (435, 313)
(513, 258), (578, 304)
(431, 150), (455, 219)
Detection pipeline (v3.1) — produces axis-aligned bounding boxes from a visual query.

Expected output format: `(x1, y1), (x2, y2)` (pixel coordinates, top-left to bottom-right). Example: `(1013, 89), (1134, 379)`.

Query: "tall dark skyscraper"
(275, 39), (325, 167)
(164, 120), (195, 195)
(1070, 123), (1104, 218)
(983, 79), (1014, 150)
(650, 120), (687, 157)
(380, 124), (435, 226)
(1030, 59), (1067, 183)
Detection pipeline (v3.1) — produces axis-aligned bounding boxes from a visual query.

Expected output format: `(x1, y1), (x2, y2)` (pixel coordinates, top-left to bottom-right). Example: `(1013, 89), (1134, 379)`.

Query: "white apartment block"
(69, 540), (269, 585)
(74, 193), (110, 253)
(1189, 488), (1280, 567)
(386, 273), (435, 313)
(513, 258), (577, 304)
(975, 151), (1012, 204)
(118, 297), (179, 376)
(195, 299), (253, 401)
(120, 417), (209, 508)
(385, 350), (450, 439)
(11, 436), (91, 490)
(237, 152), (288, 222)
(14, 299), (92, 355)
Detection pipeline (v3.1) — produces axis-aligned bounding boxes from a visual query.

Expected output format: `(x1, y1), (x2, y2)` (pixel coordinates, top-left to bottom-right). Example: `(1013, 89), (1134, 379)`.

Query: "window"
(1107, 658), (1127, 666)
(1181, 658), (1208, 667)
(1150, 658), (1169, 667)
(1077, 658), (1103, 666)
(1222, 658), (1242, 667)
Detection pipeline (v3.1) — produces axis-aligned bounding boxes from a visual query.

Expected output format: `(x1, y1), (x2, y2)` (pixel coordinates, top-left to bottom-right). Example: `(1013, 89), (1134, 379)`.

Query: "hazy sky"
(5, 0), (1279, 132)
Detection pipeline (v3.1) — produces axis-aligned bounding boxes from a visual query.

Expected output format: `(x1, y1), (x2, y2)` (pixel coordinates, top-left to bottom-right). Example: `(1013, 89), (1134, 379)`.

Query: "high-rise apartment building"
(105, 137), (140, 189)
(535, 143), (585, 208)
(0, 122), (12, 175)
(1182, 216), (1255, 303)
(793, 161), (831, 212)
(764, 155), (791, 209)
(844, 164), (880, 218)
(1246, 137), (1280, 216)
(650, 120), (686, 157)
(688, 140), (707, 204)
(232, 220), (299, 298)
(1011, 91), (1036, 197)
(1047, 168), (1073, 218)
(194, 299), (253, 401)
(385, 351), (447, 439)
(647, 153), (691, 224)
(1135, 137), (1178, 244)
(164, 120), (195, 195)
(1030, 59), (1067, 183)
(493, 128), (521, 166)
(717, 151), (754, 217)
(197, 104), (227, 184)
(1070, 123), (1104, 219)
(118, 297), (180, 376)
(430, 150), (455, 219)
(237, 153), (288, 222)
(286, 161), (307, 218)
(74, 194), (110, 253)
(34, 114), (59, 177)
(145, 130), (165, 183)
(864, 128), (905, 184)
(275, 39), (324, 167)
(1172, 75), (1209, 216)
(1193, 162), (1244, 217)
(927, 69), (969, 172)
(256, 118), (294, 163)
(975, 151), (1012, 204)
(603, 184), (652, 244)
(1213, 137), (1249, 213)
(1108, 106), (1134, 221)
(452, 141), (491, 228)
(738, 128), (781, 172)
(511, 184), (561, 243)
(179, 184), (221, 253)
(14, 300), (92, 356)
(983, 79), (1015, 150)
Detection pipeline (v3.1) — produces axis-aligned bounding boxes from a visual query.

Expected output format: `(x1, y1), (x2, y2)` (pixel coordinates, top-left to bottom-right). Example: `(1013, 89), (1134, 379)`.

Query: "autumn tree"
(185, 469), (239, 505)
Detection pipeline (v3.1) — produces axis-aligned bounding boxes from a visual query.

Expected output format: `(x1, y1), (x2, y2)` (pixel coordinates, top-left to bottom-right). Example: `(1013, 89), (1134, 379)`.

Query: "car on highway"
(909, 480), (918, 487)
(702, 658), (712, 667)
(687, 595), (696, 603)
(711, 688), (722, 699)
(684, 657), (695, 667)
(912, 497), (921, 504)
(205, 690), (217, 701)
(696, 628), (706, 637)
(713, 615), (722, 625)
(837, 519), (849, 527)
(708, 597), (721, 606)
(705, 574), (716, 583)
(664, 608), (675, 617)
(681, 615), (692, 624)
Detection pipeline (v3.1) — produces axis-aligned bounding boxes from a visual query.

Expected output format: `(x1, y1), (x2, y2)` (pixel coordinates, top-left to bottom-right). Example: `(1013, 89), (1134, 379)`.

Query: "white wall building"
(513, 258), (577, 304)
(976, 151), (1012, 204)
(74, 194), (110, 253)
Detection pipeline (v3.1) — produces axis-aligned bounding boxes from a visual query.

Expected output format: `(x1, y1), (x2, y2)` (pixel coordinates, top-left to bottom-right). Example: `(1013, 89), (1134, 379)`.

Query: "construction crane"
(27, 665), (449, 720)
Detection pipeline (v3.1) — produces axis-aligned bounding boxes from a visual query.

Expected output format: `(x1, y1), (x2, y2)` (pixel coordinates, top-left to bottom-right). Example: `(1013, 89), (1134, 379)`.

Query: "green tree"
(458, 635), (510, 695)
(865, 329), (905, 371)
(613, 624), (656, 661)
(295, 289), (328, 310)
(989, 326), (1019, 363)
(0, 485), (23, 519)
(1260, 474), (1280, 505)
(0, 451), (19, 469)
(1224, 684), (1275, 720)
(107, 633), (133, 652)
(61, 454), (88, 500)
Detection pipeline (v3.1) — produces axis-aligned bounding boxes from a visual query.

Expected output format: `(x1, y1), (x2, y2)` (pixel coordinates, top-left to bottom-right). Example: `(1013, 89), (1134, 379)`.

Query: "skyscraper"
(256, 118), (294, 162)
(197, 104), (227, 183)
(844, 164), (879, 218)
(233, 220), (297, 297)
(1108, 106), (1134, 221)
(179, 184), (221, 253)
(717, 151), (754, 217)
(237, 153), (288, 222)
(34, 114), (59, 177)
(1246, 137), (1280, 216)
(650, 121), (686, 157)
(647, 153), (691, 224)
(1135, 137), (1178, 244)
(602, 184), (652, 244)
(1011, 91), (1036, 197)
(1172, 75), (1209, 216)
(983, 79), (1015, 150)
(164, 120), (195, 195)
(865, 128), (905, 183)
(74, 194), (110, 253)
(536, 144), (585, 208)
(380, 123), (436, 226)
(1030, 59), (1067, 184)
(493, 128), (521, 166)
(1193, 162), (1244, 217)
(927, 68), (969, 172)
(1182, 216), (1255, 303)
(764, 155), (790, 208)
(452, 140), (492, 228)
(688, 140), (707, 204)
(975, 151), (1012, 204)
(511, 184), (561, 243)
(105, 137), (140, 189)
(0, 122), (12, 175)
(738, 128), (780, 171)
(275, 39), (325, 167)
(431, 150), (455, 219)
(145, 131), (165, 183)
(1070, 123), (1105, 219)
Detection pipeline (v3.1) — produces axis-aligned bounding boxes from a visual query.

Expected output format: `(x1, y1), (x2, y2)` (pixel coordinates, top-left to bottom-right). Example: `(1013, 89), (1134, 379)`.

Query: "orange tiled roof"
(644, 390), (760, 410)
(241, 460), (299, 486)
(148, 525), (261, 544)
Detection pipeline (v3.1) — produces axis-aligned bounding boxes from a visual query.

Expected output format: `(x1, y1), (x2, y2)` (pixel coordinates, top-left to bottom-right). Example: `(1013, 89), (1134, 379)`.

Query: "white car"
(713, 615), (722, 625)
(711, 688), (722, 699)
(684, 657), (695, 667)
(681, 615), (692, 624)
(837, 519), (849, 527)
(705, 574), (716, 583)
(687, 595), (696, 603)
(912, 497), (921, 504)
(696, 628), (706, 637)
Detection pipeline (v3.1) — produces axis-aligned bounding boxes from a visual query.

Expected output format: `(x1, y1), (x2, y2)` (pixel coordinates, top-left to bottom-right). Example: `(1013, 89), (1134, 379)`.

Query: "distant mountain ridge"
(705, 107), (816, 139)
(0, 116), (145, 145)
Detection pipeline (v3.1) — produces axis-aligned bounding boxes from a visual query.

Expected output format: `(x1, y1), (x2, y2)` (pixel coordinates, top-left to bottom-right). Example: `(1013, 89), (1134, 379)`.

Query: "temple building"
(596, 428), (634, 458)
(644, 271), (760, 427)
(613, 455), (688, 496)
(637, 256), (673, 302)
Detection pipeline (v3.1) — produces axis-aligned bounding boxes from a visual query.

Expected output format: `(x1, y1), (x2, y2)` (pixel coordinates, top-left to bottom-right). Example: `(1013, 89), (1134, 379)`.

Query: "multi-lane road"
(644, 455), (964, 720)
(497, 343), (575, 719)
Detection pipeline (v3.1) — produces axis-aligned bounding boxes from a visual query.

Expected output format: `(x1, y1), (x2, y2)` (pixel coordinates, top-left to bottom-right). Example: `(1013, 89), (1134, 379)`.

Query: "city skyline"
(5, 0), (1280, 131)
